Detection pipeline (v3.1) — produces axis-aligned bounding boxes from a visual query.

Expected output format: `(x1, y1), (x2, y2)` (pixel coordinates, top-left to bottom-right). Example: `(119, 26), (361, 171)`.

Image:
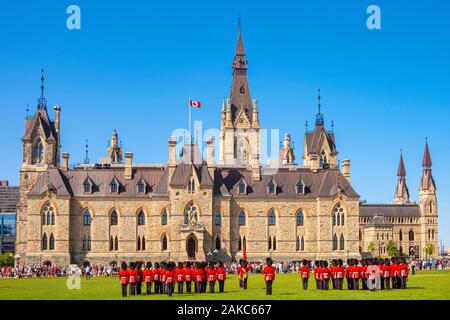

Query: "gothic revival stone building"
(15, 28), (439, 266)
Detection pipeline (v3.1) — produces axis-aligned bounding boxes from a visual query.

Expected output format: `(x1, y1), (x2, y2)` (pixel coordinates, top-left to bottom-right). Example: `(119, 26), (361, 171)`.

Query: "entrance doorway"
(187, 236), (197, 260)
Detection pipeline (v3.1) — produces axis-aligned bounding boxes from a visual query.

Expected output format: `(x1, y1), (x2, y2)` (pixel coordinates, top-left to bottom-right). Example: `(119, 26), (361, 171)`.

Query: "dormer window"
(267, 179), (276, 195)
(296, 180), (305, 194)
(83, 178), (92, 193)
(188, 176), (195, 194)
(320, 149), (328, 169)
(110, 178), (118, 193)
(137, 179), (146, 194)
(33, 138), (44, 164)
(238, 179), (246, 194)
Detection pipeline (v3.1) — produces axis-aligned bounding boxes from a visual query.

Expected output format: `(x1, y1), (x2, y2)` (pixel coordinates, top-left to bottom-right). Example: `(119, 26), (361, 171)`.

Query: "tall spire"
(394, 150), (410, 203)
(230, 17), (252, 123)
(422, 139), (432, 168)
(421, 140), (435, 191)
(37, 68), (47, 109)
(315, 89), (324, 126)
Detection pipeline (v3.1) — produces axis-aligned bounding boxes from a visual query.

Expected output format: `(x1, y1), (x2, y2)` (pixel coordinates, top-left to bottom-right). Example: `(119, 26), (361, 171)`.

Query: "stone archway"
(186, 235), (197, 260)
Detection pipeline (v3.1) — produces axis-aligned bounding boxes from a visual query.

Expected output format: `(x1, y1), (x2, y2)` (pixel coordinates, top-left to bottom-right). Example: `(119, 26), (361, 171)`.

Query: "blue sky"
(0, 1), (449, 250)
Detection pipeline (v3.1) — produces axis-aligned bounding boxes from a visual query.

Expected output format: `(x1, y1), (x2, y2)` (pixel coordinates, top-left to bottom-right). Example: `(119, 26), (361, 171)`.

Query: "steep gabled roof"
(305, 125), (337, 155)
(23, 108), (57, 141)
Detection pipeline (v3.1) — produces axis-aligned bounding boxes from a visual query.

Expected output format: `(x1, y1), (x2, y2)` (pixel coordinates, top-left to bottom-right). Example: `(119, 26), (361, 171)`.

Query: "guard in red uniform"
(390, 257), (399, 289)
(330, 260), (337, 289)
(360, 260), (368, 290)
(195, 262), (205, 293)
(262, 257), (276, 295)
(119, 261), (129, 297)
(335, 259), (345, 290)
(322, 261), (331, 290)
(207, 262), (217, 293)
(216, 261), (227, 293)
(346, 259), (353, 290)
(175, 262), (184, 294)
(399, 257), (409, 289)
(153, 262), (160, 294)
(238, 260), (249, 289)
(202, 262), (208, 293)
(143, 262), (154, 295)
(379, 259), (385, 290)
(184, 262), (193, 293)
(383, 258), (391, 289)
(300, 260), (310, 290)
(313, 260), (321, 289)
(165, 262), (175, 296)
(128, 262), (137, 296)
(136, 261), (143, 295)
(160, 262), (167, 294)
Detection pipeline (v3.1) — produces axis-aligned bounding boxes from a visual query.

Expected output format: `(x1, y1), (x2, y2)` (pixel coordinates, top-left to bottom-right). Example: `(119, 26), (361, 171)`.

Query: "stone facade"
(15, 28), (439, 267)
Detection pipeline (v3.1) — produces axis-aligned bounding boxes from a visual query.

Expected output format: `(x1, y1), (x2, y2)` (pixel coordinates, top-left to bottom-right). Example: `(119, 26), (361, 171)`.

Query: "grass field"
(1, 270), (449, 300)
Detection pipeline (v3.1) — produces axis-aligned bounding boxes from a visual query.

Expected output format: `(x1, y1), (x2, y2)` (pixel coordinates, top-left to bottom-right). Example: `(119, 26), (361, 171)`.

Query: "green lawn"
(1, 270), (449, 300)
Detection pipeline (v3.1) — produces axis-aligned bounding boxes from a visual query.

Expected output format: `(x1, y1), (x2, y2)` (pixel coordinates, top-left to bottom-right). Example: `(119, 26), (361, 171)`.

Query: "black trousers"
(121, 284), (127, 297)
(167, 283), (173, 296)
(136, 282), (142, 295)
(323, 279), (329, 290)
(129, 283), (136, 295)
(196, 281), (203, 293)
(186, 281), (192, 293)
(177, 281), (183, 294)
(401, 277), (407, 289)
(218, 280), (225, 292)
(315, 279), (320, 289)
(336, 278), (344, 290)
(161, 282), (165, 294)
(265, 280), (273, 295)
(203, 281), (207, 293)
(352, 278), (359, 290)
(209, 281), (215, 293)
(380, 277), (385, 290)
(384, 277), (390, 289)
(146, 282), (152, 294)
(347, 278), (353, 290)
(240, 278), (248, 289)
(302, 278), (308, 290)
(332, 277), (336, 289)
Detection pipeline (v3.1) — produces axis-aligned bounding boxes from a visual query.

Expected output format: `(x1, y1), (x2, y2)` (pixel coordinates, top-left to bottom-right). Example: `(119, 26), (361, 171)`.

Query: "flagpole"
(188, 97), (191, 144)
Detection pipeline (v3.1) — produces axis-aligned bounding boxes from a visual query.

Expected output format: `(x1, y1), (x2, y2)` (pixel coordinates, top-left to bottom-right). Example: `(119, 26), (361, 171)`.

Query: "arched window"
(320, 150), (327, 168)
(161, 208), (168, 225)
(114, 236), (119, 251)
(215, 236), (221, 250)
(296, 210), (304, 226)
(137, 211), (145, 226)
(296, 181), (304, 194)
(359, 230), (362, 241)
(268, 180), (276, 194)
(332, 234), (338, 251)
(296, 237), (300, 251)
(110, 210), (118, 225)
(162, 234), (168, 251)
(238, 210), (246, 226)
(399, 230), (403, 241)
(214, 211), (221, 226)
(268, 209), (276, 226)
(238, 180), (246, 194)
(110, 179), (118, 193)
(42, 203), (54, 226)
(142, 236), (146, 251)
(272, 236), (277, 251)
(333, 204), (344, 226)
(188, 177), (195, 194)
(83, 178), (92, 193)
(432, 229), (435, 240)
(268, 236), (272, 250)
(137, 236), (141, 251)
(83, 236), (87, 251)
(301, 236), (305, 251)
(429, 201), (434, 214)
(87, 236), (91, 251)
(238, 236), (242, 251)
(381, 234), (384, 241)
(109, 236), (114, 251)
(42, 233), (48, 250)
(137, 180), (146, 193)
(184, 203), (198, 224)
(83, 210), (91, 225)
(42, 212), (46, 225)
(33, 139), (44, 163)
(409, 230), (415, 241)
(49, 233), (55, 250)
(50, 212), (55, 225)
(339, 234), (345, 250)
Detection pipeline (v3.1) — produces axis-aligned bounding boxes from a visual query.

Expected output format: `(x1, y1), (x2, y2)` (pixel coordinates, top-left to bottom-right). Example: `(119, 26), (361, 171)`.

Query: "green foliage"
(0, 252), (14, 267)
(425, 244), (435, 257)
(386, 240), (398, 257)
(367, 242), (375, 254)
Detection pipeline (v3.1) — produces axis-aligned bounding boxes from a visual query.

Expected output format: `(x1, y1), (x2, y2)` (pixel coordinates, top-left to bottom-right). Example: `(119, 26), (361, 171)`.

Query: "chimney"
(206, 137), (215, 166)
(61, 153), (70, 171)
(125, 152), (133, 180)
(252, 155), (261, 181)
(168, 137), (177, 166)
(53, 105), (61, 134)
(252, 99), (259, 128)
(342, 159), (351, 183)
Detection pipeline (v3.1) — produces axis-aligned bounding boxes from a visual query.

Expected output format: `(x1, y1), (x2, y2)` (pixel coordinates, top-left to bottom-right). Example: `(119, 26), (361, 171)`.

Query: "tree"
(386, 240), (398, 257)
(0, 252), (14, 266)
(367, 242), (375, 255)
(425, 244), (435, 258)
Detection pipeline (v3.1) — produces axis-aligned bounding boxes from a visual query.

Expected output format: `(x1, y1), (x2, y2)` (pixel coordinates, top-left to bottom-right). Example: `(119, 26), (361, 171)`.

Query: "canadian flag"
(189, 99), (201, 108)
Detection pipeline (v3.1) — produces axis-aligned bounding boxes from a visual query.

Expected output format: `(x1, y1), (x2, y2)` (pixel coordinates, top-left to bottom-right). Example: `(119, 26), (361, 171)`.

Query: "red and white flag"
(189, 99), (201, 108)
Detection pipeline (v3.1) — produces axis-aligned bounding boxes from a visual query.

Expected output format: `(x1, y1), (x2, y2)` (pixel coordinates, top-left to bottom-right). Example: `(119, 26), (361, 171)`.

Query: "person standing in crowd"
(143, 262), (153, 295)
(263, 257), (276, 295)
(175, 262), (185, 295)
(322, 261), (331, 290)
(207, 262), (217, 293)
(346, 259), (353, 290)
(335, 259), (345, 290)
(399, 257), (409, 289)
(160, 262), (167, 294)
(379, 259), (385, 290)
(352, 259), (360, 290)
(330, 260), (337, 290)
(119, 261), (129, 298)
(216, 261), (227, 293)
(300, 260), (310, 290)
(202, 262), (208, 293)
(360, 260), (367, 290)
(85, 265), (91, 280)
(184, 262), (193, 293)
(128, 262), (137, 296)
(313, 260), (321, 290)
(383, 258), (391, 289)
(195, 262), (205, 293)
(238, 260), (249, 290)
(165, 262), (175, 296)
(136, 261), (143, 295)
(391, 257), (399, 289)
(153, 262), (160, 294)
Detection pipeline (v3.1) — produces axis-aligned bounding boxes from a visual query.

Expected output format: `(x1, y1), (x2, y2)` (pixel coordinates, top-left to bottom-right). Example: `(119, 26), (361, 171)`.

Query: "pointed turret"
(107, 129), (123, 164)
(394, 151), (410, 204)
(420, 141), (436, 191)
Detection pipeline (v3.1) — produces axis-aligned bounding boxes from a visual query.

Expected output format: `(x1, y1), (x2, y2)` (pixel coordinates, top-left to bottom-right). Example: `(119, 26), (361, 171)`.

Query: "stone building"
(15, 27), (438, 266)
